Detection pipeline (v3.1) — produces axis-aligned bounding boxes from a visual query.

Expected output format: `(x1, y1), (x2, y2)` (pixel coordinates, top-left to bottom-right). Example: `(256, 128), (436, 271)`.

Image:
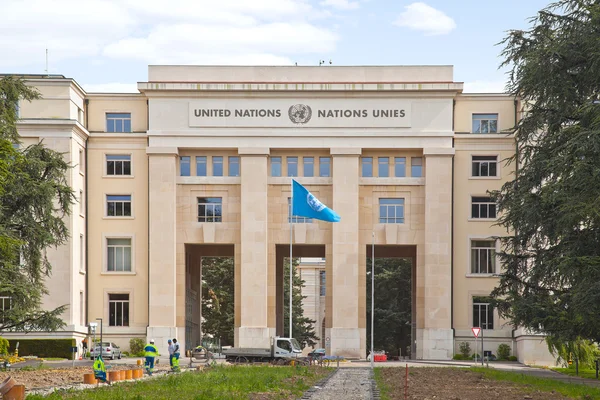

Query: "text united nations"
(193, 108), (407, 118)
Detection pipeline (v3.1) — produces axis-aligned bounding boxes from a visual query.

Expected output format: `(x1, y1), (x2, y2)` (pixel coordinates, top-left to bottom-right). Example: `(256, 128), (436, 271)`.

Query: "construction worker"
(172, 338), (181, 372)
(167, 339), (175, 370)
(144, 339), (159, 376)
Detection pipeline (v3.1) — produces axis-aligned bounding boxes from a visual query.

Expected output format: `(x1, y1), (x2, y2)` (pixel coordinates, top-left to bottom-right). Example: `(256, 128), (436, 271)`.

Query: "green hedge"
(8, 339), (76, 359)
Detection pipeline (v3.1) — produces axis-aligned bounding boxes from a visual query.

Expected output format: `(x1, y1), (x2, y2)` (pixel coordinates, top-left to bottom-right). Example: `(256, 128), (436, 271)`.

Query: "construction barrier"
(133, 369), (143, 379)
(137, 359), (142, 366)
(108, 371), (120, 382)
(125, 370), (133, 380)
(83, 373), (97, 384)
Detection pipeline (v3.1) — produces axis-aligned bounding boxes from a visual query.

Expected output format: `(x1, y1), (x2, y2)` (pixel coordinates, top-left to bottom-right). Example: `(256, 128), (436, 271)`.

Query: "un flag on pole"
(291, 179), (341, 223)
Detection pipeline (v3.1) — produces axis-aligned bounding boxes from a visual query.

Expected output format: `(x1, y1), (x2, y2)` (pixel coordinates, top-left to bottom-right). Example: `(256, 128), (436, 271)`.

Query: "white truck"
(222, 336), (303, 364)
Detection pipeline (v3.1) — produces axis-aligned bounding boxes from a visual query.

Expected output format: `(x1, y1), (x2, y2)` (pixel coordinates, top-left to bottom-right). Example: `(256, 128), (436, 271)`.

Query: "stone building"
(5, 65), (554, 364)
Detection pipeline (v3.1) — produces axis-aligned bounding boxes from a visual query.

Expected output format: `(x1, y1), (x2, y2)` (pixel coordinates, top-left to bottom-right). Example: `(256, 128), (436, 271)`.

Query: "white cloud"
(320, 0), (360, 10)
(82, 83), (139, 93)
(0, 0), (340, 69)
(393, 2), (456, 36)
(463, 80), (507, 93)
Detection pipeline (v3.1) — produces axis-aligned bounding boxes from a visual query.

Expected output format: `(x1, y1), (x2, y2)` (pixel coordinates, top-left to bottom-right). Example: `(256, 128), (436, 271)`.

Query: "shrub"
(497, 344), (511, 360)
(453, 354), (465, 360)
(130, 338), (145, 355)
(7, 339), (76, 359)
(459, 342), (471, 358)
(508, 355), (518, 361)
(0, 337), (9, 355)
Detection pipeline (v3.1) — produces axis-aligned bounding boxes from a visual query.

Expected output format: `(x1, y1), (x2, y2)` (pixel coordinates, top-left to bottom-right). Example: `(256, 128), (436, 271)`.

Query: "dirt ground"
(0, 363), (171, 390)
(378, 367), (571, 400)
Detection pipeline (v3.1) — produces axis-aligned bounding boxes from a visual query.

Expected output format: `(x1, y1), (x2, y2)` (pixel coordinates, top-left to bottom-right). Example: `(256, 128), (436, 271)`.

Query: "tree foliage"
(491, 1), (600, 344)
(202, 257), (235, 347)
(0, 76), (74, 332)
(283, 258), (319, 349)
(546, 336), (600, 368)
(366, 258), (412, 357)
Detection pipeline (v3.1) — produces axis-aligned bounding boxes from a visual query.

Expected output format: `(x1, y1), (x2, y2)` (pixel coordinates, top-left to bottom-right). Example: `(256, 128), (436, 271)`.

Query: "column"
(237, 148), (272, 347)
(146, 147), (179, 355)
(421, 148), (454, 359)
(328, 148), (362, 358)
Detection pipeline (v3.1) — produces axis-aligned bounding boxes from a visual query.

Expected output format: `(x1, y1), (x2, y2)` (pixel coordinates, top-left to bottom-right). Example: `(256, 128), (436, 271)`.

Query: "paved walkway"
(303, 368), (373, 399)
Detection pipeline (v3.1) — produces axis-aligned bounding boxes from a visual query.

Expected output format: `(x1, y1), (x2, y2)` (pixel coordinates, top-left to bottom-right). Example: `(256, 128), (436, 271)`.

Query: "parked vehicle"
(223, 337), (302, 364)
(90, 342), (122, 360)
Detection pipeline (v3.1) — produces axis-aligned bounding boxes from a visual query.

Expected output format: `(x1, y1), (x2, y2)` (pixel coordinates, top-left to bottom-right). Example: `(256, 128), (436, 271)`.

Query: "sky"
(0, 0), (551, 93)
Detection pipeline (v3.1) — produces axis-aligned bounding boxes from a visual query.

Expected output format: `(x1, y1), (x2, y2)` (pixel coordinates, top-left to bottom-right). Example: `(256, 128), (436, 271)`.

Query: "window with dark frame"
(471, 240), (496, 274)
(107, 195), (131, 217)
(197, 197), (222, 222)
(472, 114), (498, 134)
(107, 238), (132, 272)
(472, 156), (498, 177)
(473, 297), (494, 329)
(471, 196), (497, 219)
(108, 294), (130, 327)
(106, 155), (131, 176)
(319, 270), (326, 296)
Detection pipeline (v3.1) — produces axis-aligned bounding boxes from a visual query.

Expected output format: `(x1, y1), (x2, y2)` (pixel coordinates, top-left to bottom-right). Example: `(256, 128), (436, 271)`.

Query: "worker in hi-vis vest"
(144, 339), (159, 375)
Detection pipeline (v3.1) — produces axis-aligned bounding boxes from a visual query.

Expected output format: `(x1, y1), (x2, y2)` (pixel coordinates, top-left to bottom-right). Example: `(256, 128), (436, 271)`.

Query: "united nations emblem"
(307, 193), (326, 212)
(288, 104), (312, 124)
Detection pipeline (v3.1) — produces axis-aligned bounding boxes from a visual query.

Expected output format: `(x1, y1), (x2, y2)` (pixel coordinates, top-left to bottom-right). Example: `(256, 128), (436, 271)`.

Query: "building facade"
(8, 65), (553, 364)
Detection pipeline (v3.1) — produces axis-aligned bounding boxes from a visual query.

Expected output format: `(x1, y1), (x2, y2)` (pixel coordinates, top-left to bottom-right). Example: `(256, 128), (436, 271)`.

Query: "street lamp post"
(96, 318), (103, 353)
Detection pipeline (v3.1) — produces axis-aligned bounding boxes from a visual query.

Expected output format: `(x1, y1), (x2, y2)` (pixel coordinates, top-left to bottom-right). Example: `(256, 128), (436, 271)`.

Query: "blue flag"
(292, 180), (341, 223)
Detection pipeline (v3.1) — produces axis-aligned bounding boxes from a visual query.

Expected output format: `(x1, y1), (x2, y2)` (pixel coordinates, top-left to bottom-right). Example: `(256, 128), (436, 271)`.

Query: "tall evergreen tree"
(201, 257), (235, 346)
(366, 258), (412, 357)
(283, 258), (319, 349)
(491, 0), (600, 344)
(0, 76), (75, 332)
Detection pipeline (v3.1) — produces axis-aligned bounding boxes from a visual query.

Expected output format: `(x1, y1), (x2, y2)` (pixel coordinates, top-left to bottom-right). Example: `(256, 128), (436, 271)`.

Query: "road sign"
(471, 327), (481, 338)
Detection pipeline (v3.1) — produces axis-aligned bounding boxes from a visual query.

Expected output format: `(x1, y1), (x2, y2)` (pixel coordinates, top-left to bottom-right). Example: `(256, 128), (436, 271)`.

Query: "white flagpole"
(289, 179), (293, 339)
(371, 231), (375, 369)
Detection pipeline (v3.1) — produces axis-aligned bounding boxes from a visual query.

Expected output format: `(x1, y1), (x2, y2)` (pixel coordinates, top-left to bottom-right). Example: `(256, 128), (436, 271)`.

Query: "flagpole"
(289, 179), (293, 340)
(371, 231), (375, 369)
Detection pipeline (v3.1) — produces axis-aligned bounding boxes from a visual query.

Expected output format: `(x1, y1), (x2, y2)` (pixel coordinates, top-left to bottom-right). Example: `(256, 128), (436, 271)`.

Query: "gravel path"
(303, 368), (374, 399)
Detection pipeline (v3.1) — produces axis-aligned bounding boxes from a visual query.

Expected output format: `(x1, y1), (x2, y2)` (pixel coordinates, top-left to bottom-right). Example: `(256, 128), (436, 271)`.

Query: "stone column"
(421, 148), (454, 359)
(146, 147), (179, 355)
(237, 148), (273, 347)
(327, 148), (362, 358)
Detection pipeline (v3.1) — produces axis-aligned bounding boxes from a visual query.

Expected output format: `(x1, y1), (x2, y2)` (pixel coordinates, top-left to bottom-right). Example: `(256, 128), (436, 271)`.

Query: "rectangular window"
(80, 234), (85, 273)
(106, 155), (131, 176)
(288, 198), (312, 223)
(411, 157), (423, 177)
(228, 156), (240, 177)
(107, 195), (132, 217)
(180, 156), (191, 177)
(319, 157), (331, 177)
(471, 196), (497, 219)
(378, 157), (389, 178)
(394, 157), (406, 177)
(471, 240), (496, 274)
(472, 114), (498, 134)
(303, 157), (314, 177)
(362, 157), (373, 177)
(197, 197), (222, 222)
(287, 156), (298, 177)
(106, 113), (132, 133)
(472, 156), (498, 177)
(108, 294), (129, 327)
(107, 238), (132, 272)
(79, 149), (84, 173)
(319, 270), (326, 296)
(213, 156), (223, 177)
(80, 291), (84, 326)
(271, 156), (282, 177)
(79, 190), (84, 215)
(473, 297), (494, 329)
(379, 198), (405, 223)
(196, 156), (207, 176)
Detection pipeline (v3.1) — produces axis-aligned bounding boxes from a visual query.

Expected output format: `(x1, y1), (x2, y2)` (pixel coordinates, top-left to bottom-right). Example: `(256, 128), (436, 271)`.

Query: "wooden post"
(404, 364), (408, 400)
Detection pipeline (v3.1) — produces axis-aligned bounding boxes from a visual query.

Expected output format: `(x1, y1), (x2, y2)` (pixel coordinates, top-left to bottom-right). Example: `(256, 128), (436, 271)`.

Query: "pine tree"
(201, 257), (235, 346)
(0, 76), (75, 332)
(491, 0), (600, 344)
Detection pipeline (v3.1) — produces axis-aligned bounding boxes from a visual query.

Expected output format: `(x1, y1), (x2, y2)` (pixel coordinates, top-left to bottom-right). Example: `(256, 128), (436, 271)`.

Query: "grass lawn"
(26, 365), (331, 400)
(472, 367), (600, 399)
(553, 366), (600, 380)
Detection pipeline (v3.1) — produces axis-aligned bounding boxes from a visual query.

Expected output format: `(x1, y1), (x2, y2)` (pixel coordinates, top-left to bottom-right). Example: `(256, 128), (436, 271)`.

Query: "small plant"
(459, 342), (471, 358)
(130, 338), (145, 355)
(497, 344), (511, 360)
(453, 354), (465, 360)
(0, 337), (9, 355)
(508, 355), (518, 362)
